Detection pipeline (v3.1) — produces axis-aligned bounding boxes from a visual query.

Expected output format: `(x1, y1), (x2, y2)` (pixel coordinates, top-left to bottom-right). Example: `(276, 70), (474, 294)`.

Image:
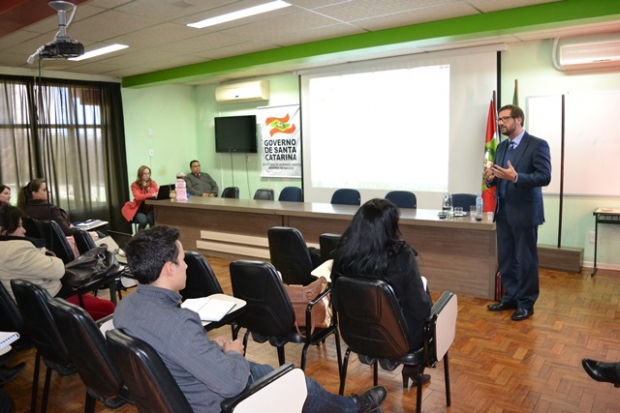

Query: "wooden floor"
(4, 259), (620, 413)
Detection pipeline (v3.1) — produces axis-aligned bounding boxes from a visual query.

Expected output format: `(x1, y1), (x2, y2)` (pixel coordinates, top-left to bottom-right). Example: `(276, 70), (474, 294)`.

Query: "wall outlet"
(148, 149), (154, 157)
(589, 231), (595, 243)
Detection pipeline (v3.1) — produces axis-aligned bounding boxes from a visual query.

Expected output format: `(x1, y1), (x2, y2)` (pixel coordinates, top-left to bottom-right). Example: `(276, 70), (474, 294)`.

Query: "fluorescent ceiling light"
(187, 0), (291, 29)
(69, 44), (129, 61)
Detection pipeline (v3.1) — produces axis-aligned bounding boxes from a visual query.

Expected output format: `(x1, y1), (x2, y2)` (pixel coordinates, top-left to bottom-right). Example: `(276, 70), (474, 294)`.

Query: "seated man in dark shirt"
(114, 225), (387, 413)
(184, 160), (218, 197)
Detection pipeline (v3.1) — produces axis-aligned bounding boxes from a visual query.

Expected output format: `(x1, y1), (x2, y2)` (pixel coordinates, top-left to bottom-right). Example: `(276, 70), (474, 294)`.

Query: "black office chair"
(0, 282), (32, 352)
(48, 298), (129, 413)
(106, 328), (193, 413)
(319, 233), (341, 263)
(452, 193), (477, 210)
(38, 220), (75, 264)
(335, 276), (457, 413)
(330, 189), (361, 206)
(230, 260), (342, 371)
(22, 216), (44, 239)
(181, 251), (241, 336)
(278, 187), (302, 202)
(253, 188), (275, 200)
(71, 227), (96, 255)
(181, 251), (224, 299)
(385, 191), (417, 209)
(221, 187), (240, 199)
(267, 226), (316, 286)
(10, 280), (77, 413)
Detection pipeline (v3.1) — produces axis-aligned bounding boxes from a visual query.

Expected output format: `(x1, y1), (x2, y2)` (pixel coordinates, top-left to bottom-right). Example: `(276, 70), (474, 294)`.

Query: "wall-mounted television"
(214, 115), (258, 153)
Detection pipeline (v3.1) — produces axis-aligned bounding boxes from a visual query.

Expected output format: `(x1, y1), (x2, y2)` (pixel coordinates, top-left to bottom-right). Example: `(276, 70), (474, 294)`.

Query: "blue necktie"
(498, 141), (516, 198)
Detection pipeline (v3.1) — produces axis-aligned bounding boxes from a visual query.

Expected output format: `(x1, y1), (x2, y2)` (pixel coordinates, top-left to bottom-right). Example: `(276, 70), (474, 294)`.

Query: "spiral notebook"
(0, 331), (20, 355)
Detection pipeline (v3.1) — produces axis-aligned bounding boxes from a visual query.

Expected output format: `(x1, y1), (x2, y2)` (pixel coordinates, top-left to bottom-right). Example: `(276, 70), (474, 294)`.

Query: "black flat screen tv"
(214, 115), (257, 153)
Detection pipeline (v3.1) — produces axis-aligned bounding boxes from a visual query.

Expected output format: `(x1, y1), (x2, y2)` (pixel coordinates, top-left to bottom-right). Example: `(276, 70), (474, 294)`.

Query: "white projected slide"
(308, 65), (450, 192)
(300, 45), (500, 207)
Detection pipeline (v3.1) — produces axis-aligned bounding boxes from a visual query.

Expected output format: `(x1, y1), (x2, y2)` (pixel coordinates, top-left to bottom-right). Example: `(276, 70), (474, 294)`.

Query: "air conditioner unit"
(557, 37), (620, 71)
(215, 80), (270, 103)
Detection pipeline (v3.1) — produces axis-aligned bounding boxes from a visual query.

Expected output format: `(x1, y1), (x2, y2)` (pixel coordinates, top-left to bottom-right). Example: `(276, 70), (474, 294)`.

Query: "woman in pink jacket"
(121, 165), (158, 230)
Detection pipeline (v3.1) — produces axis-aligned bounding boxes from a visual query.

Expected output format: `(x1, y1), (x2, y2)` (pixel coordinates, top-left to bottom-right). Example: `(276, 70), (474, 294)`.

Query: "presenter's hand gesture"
(484, 165), (495, 181)
(491, 161), (517, 182)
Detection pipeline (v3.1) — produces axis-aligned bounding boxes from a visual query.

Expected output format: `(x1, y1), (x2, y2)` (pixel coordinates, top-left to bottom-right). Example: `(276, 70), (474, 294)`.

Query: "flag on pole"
(482, 99), (498, 213)
(512, 79), (519, 106)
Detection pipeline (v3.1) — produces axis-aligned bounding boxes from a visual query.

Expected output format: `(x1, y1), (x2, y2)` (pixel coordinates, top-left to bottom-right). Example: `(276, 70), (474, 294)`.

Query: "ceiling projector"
(35, 1), (84, 60)
(40, 38), (84, 59)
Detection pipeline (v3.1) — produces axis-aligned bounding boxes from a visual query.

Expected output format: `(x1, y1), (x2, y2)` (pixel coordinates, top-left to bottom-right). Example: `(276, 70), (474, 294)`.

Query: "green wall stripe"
(122, 0), (620, 88)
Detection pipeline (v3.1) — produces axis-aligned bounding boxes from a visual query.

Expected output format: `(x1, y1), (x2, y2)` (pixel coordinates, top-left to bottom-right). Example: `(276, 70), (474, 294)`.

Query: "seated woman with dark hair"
(0, 184), (11, 207)
(331, 198), (433, 387)
(17, 178), (73, 235)
(0, 206), (114, 320)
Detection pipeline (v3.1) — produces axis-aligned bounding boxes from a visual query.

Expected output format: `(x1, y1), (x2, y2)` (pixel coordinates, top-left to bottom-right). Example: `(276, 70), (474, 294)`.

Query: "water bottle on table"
(475, 194), (483, 221)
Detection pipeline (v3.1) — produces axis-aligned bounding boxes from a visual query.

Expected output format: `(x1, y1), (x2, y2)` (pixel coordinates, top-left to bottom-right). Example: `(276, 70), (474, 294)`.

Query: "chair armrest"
(220, 363), (296, 412)
(424, 291), (457, 367)
(96, 313), (114, 327)
(304, 287), (332, 332)
(429, 291), (455, 320)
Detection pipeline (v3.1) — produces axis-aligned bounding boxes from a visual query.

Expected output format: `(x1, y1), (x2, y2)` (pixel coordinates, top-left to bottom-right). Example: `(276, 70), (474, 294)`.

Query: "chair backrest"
(319, 233), (341, 262)
(334, 276), (411, 360)
(221, 187), (240, 199)
(267, 226), (314, 285)
(106, 329), (193, 413)
(39, 220), (75, 263)
(180, 251), (224, 301)
(0, 281), (26, 333)
(427, 291), (457, 365)
(48, 298), (125, 399)
(385, 191), (417, 209)
(71, 227), (96, 255)
(451, 193), (476, 210)
(330, 188), (361, 206)
(22, 216), (43, 239)
(229, 260), (296, 337)
(278, 187), (302, 202)
(253, 189), (274, 201)
(220, 363), (307, 413)
(10, 280), (71, 367)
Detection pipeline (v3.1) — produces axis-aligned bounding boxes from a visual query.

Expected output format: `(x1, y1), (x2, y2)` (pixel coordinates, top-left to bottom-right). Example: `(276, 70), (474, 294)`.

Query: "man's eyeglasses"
(498, 116), (513, 123)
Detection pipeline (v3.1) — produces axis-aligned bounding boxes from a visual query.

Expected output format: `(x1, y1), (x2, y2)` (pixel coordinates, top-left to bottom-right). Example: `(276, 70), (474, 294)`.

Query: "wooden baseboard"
(538, 244), (583, 273)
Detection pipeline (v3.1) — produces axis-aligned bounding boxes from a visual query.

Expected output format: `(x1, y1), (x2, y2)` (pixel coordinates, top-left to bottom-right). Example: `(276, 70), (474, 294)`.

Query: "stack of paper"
(181, 297), (236, 322)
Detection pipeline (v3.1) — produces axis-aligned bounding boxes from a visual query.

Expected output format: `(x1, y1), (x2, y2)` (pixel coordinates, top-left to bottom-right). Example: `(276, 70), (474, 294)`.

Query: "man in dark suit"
(484, 104), (551, 321)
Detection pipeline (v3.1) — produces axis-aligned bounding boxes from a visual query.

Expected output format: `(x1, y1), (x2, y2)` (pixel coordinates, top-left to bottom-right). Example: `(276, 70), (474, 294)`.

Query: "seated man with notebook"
(114, 226), (387, 413)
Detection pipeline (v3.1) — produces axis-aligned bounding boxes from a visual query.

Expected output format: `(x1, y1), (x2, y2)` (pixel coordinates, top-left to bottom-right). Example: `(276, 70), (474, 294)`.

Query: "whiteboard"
(527, 91), (620, 197)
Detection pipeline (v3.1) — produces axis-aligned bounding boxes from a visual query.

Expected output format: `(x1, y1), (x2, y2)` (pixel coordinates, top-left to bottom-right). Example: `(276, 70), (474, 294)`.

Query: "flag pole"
(557, 94), (565, 248)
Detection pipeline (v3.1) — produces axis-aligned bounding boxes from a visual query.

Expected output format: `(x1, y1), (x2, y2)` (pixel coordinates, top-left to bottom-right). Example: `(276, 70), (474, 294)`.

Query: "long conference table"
(148, 198), (497, 300)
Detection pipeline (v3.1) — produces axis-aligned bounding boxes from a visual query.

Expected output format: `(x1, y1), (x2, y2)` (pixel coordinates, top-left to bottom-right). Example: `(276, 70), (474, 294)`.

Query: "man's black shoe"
(511, 308), (534, 321)
(353, 386), (387, 412)
(0, 362), (26, 386)
(582, 359), (620, 387)
(487, 302), (516, 311)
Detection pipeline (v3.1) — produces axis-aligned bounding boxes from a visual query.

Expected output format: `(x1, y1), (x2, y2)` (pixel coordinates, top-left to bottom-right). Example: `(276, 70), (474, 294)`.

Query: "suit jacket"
(490, 132), (551, 227)
(184, 173), (218, 196)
